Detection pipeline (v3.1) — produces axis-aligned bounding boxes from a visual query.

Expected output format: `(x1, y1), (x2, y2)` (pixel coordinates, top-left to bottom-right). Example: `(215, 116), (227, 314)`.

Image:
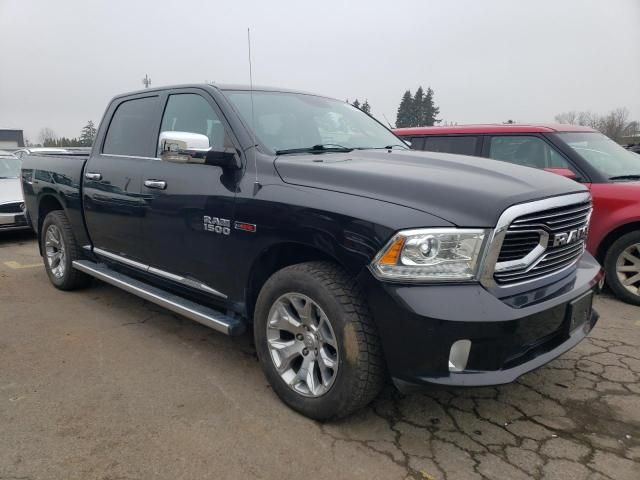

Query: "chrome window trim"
(100, 153), (160, 161)
(93, 248), (226, 298)
(478, 192), (592, 289)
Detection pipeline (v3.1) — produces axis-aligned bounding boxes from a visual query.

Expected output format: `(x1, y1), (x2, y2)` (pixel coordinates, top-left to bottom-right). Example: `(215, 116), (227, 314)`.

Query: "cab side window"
(489, 136), (573, 171)
(159, 94), (227, 152)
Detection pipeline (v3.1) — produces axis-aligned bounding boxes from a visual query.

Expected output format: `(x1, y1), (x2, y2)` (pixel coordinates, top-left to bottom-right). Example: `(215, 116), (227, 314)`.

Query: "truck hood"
(274, 150), (588, 226)
(0, 178), (23, 204)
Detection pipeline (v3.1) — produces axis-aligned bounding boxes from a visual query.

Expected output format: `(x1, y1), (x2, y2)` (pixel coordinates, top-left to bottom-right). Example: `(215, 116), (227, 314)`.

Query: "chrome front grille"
(0, 201), (24, 214)
(510, 202), (592, 234)
(497, 231), (542, 262)
(493, 200), (591, 285)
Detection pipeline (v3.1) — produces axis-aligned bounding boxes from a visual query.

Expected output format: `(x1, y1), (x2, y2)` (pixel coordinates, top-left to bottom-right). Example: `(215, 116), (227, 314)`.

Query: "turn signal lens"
(378, 237), (406, 265)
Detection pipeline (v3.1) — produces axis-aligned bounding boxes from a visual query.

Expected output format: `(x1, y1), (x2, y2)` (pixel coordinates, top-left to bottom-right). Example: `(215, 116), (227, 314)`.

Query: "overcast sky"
(1, 0), (639, 142)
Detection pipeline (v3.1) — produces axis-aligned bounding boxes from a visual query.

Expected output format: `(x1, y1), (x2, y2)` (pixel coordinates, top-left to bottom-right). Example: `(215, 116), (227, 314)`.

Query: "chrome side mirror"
(159, 131), (210, 164)
(158, 131), (239, 168)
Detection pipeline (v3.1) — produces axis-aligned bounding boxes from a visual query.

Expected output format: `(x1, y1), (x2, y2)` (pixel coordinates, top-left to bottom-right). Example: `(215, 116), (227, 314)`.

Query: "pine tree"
(352, 99), (361, 110)
(412, 87), (425, 126)
(422, 87), (440, 126)
(360, 100), (371, 115)
(395, 90), (413, 128)
(80, 120), (97, 146)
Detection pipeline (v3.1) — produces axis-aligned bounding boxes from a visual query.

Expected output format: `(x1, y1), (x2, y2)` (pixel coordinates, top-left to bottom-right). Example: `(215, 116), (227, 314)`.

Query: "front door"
(83, 94), (162, 262)
(138, 90), (240, 299)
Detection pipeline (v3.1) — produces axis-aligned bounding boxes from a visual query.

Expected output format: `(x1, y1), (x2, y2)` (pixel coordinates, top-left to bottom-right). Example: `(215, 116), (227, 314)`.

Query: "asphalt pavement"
(1, 231), (638, 479)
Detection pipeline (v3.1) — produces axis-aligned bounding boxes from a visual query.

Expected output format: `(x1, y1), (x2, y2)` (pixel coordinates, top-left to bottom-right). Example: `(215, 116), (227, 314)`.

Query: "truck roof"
(394, 124), (597, 136)
(111, 83), (330, 100)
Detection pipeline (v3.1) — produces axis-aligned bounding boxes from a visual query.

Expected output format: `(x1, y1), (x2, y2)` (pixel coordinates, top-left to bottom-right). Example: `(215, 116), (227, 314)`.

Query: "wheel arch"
(245, 242), (349, 321)
(36, 194), (65, 255)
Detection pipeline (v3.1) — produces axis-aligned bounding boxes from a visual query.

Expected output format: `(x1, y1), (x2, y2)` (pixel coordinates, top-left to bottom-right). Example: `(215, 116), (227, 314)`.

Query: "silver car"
(0, 150), (29, 232)
(12, 147), (72, 160)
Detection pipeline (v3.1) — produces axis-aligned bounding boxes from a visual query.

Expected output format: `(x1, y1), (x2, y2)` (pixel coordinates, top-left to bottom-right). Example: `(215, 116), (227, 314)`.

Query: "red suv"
(394, 124), (640, 305)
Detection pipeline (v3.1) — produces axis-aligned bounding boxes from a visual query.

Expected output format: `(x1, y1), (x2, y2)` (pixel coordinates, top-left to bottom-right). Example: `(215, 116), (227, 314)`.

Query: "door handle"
(85, 172), (102, 181)
(144, 180), (167, 190)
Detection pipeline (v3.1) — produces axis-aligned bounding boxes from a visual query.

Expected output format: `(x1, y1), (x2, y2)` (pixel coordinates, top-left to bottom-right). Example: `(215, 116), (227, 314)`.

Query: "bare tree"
(554, 108), (639, 143)
(39, 127), (57, 146)
(554, 111), (578, 125)
(578, 111), (600, 130)
(599, 108), (639, 143)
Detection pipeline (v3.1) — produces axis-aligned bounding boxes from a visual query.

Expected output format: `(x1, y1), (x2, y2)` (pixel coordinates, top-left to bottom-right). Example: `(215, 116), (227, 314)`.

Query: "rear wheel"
(604, 231), (640, 306)
(254, 261), (385, 421)
(41, 211), (91, 290)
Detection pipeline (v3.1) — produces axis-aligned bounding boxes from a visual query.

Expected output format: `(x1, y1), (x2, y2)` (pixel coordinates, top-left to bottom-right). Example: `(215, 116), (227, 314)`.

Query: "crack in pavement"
(316, 296), (640, 480)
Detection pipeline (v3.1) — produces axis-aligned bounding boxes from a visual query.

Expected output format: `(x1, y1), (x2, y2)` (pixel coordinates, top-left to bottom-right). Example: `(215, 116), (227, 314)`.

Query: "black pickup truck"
(21, 84), (602, 420)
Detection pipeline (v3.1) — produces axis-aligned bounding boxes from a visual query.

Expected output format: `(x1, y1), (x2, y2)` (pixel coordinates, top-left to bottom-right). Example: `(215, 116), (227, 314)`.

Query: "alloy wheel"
(45, 224), (66, 279)
(266, 293), (339, 397)
(615, 242), (640, 297)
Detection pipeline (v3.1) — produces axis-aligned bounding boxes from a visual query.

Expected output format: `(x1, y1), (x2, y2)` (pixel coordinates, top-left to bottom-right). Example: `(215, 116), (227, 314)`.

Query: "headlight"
(370, 228), (488, 282)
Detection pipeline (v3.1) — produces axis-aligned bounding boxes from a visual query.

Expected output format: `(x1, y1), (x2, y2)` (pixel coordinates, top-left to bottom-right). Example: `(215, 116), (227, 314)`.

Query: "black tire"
(254, 261), (385, 421)
(41, 210), (92, 291)
(604, 230), (640, 306)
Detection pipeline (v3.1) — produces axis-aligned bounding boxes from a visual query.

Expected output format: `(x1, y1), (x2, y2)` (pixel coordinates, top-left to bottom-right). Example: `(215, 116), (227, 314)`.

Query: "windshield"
(557, 132), (640, 179)
(0, 156), (20, 178)
(224, 90), (405, 153)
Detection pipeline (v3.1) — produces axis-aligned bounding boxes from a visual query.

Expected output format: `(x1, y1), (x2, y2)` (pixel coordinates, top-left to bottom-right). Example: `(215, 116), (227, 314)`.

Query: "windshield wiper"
(609, 175), (640, 181)
(276, 144), (353, 155)
(348, 144), (410, 151)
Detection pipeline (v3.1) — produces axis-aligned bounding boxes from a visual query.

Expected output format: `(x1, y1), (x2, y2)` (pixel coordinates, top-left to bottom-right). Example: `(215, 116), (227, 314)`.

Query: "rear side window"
(423, 136), (477, 155)
(103, 96), (159, 157)
(408, 137), (425, 149)
(489, 136), (573, 170)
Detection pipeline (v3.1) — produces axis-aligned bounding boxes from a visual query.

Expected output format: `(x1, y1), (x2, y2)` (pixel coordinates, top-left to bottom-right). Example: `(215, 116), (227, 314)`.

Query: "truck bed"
(21, 152), (90, 245)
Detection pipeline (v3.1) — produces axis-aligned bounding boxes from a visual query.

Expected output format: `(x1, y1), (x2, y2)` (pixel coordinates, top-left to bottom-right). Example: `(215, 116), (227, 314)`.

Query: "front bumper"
(358, 252), (603, 391)
(0, 211), (30, 231)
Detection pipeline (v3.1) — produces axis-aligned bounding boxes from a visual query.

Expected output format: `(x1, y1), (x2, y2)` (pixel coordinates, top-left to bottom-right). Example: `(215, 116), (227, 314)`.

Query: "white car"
(0, 150), (30, 232)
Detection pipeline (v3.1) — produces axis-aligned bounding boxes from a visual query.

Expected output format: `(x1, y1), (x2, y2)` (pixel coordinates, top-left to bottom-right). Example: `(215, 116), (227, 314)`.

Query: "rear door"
(136, 89), (241, 299)
(83, 94), (162, 262)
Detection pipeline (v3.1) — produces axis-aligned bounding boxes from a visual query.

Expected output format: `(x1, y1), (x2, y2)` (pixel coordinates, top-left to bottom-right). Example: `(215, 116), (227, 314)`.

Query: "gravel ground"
(1, 231), (638, 480)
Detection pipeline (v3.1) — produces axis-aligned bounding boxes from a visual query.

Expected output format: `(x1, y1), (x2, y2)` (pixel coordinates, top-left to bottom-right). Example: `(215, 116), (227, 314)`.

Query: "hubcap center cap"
(303, 333), (317, 349)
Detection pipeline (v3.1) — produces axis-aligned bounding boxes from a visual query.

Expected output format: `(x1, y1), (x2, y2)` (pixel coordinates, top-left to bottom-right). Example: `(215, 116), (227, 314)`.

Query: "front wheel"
(254, 262), (385, 421)
(604, 231), (640, 306)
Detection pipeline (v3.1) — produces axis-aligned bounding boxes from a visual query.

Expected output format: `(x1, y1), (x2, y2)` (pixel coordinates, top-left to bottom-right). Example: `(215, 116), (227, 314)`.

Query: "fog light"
(448, 339), (471, 372)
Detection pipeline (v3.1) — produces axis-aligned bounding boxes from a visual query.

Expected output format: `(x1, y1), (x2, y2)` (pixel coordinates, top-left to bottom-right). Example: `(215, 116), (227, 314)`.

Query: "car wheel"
(604, 231), (640, 306)
(254, 261), (385, 421)
(41, 211), (91, 290)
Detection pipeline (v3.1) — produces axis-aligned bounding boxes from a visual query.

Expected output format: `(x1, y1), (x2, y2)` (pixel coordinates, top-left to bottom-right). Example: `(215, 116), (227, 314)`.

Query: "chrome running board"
(72, 260), (245, 336)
